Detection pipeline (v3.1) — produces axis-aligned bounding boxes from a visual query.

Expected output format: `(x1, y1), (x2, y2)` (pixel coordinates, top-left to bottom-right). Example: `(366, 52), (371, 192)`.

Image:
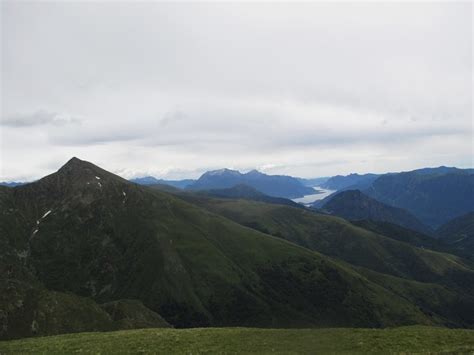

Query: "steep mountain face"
(131, 177), (195, 189)
(320, 167), (471, 192)
(437, 212), (474, 258)
(2, 158), (443, 339)
(321, 173), (380, 191)
(365, 170), (474, 228)
(320, 190), (432, 235)
(0, 159), (172, 339)
(187, 169), (315, 199)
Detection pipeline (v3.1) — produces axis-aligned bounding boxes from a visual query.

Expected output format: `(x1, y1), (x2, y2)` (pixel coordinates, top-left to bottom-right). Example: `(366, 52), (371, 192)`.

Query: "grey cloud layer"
(2, 110), (81, 127)
(1, 1), (472, 180)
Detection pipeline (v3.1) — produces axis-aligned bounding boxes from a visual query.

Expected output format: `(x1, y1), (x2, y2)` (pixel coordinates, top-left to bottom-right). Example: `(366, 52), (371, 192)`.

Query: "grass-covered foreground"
(1, 326), (474, 354)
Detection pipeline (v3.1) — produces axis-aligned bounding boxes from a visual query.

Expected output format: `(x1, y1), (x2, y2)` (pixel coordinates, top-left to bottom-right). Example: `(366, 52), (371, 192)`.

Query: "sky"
(1, 1), (472, 181)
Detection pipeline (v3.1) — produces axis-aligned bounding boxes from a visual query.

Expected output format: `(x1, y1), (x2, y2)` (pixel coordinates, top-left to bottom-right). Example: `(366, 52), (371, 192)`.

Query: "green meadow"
(1, 326), (474, 354)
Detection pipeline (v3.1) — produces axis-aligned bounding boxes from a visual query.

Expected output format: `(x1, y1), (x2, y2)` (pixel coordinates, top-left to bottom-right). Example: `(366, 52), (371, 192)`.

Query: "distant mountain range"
(365, 168), (474, 228)
(296, 177), (330, 187)
(311, 166), (474, 229)
(5, 165), (473, 228)
(186, 168), (315, 199)
(410, 167), (474, 175)
(320, 173), (380, 191)
(130, 176), (195, 189)
(0, 181), (26, 187)
(2, 158), (474, 339)
(131, 169), (316, 199)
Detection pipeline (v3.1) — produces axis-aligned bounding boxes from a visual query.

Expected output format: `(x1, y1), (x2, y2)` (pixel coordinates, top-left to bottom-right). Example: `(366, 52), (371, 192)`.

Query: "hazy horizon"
(1, 2), (472, 181)
(1, 155), (473, 183)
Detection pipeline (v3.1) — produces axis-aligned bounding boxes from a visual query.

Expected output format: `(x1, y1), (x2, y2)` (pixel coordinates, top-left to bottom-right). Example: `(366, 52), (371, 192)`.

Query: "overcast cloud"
(1, 1), (472, 181)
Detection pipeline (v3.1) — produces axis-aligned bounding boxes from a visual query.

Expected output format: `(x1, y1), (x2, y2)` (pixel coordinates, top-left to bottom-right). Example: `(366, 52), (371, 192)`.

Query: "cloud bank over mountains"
(1, 2), (472, 180)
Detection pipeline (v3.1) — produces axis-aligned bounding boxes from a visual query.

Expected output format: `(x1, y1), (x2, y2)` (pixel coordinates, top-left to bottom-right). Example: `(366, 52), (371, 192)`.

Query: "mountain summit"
(56, 157), (126, 182)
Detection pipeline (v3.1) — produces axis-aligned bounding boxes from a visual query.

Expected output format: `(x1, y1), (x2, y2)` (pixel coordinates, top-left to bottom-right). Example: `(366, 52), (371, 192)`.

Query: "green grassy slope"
(351, 266), (474, 327)
(0, 279), (170, 339)
(174, 195), (474, 327)
(1, 326), (474, 354)
(1, 158), (441, 339)
(437, 212), (474, 259)
(352, 220), (448, 252)
(178, 196), (474, 291)
(0, 280), (114, 339)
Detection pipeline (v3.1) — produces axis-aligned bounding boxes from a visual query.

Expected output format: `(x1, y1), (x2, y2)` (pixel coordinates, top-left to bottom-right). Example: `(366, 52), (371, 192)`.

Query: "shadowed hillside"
(320, 190), (432, 235)
(175, 195), (474, 310)
(365, 170), (474, 227)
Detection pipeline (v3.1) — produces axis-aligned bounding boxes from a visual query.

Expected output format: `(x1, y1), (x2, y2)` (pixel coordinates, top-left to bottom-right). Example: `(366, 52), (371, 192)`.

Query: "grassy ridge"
(170, 195), (474, 327)
(181, 196), (474, 292)
(1, 326), (473, 354)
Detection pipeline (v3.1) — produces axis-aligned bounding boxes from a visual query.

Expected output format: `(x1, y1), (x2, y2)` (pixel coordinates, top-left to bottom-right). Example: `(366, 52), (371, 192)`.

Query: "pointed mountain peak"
(245, 169), (264, 176)
(68, 156), (82, 163)
(58, 157), (98, 174)
(62, 156), (86, 168)
(52, 157), (127, 185)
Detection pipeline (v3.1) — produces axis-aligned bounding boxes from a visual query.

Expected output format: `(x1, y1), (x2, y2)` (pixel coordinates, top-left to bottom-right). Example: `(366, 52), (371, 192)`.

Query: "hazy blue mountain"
(365, 169), (474, 227)
(296, 177), (330, 187)
(319, 190), (432, 235)
(131, 176), (195, 189)
(0, 181), (26, 187)
(319, 166), (473, 193)
(410, 166), (474, 176)
(321, 173), (380, 191)
(187, 169), (315, 199)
